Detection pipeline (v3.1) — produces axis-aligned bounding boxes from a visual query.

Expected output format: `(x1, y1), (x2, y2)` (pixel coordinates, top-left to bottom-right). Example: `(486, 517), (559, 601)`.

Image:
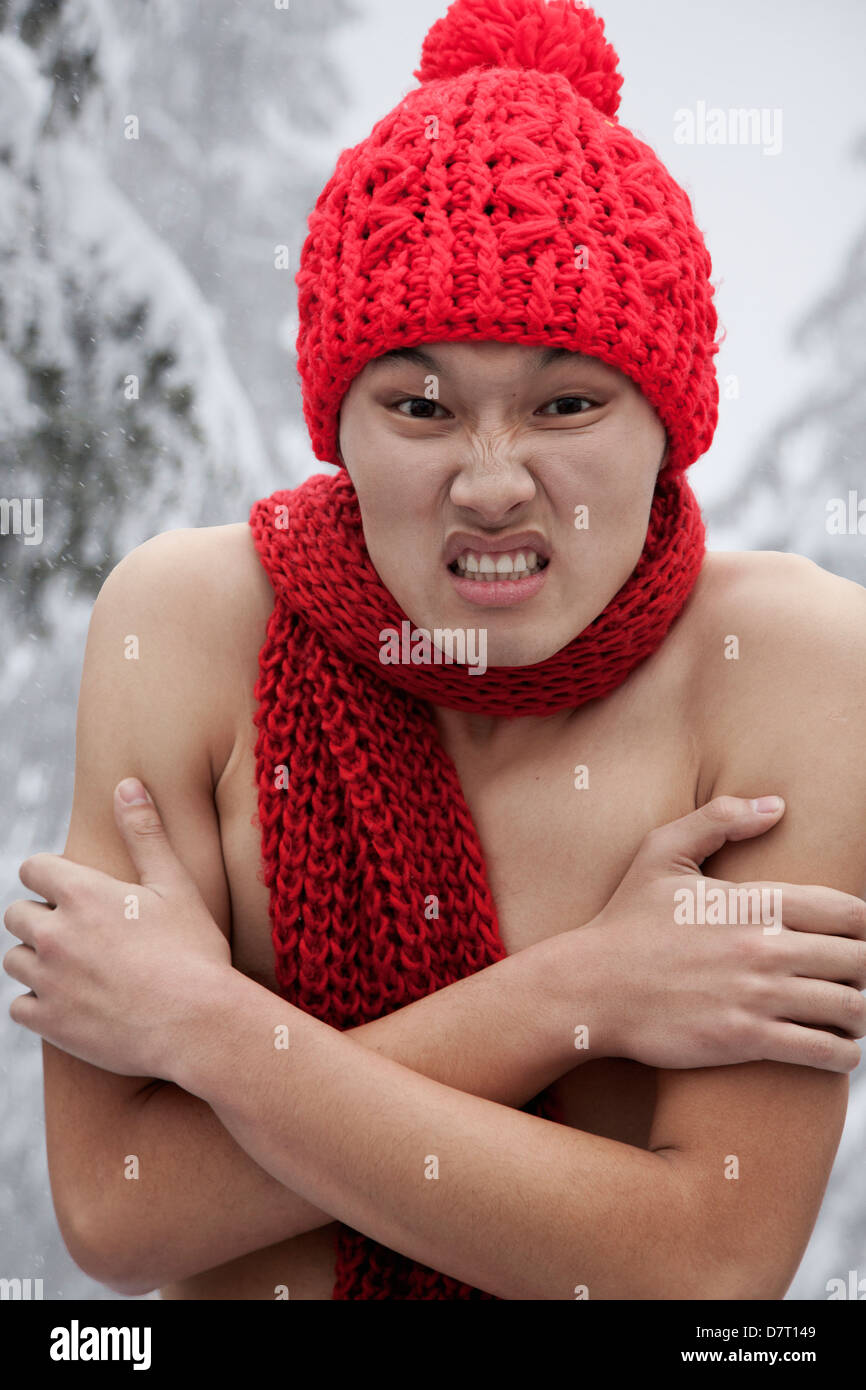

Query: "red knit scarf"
(248, 465), (705, 1299)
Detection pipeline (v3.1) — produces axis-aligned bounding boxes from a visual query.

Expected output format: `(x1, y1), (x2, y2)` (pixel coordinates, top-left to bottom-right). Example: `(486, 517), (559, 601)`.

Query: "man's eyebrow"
(534, 347), (595, 369)
(367, 345), (595, 373)
(367, 346), (441, 372)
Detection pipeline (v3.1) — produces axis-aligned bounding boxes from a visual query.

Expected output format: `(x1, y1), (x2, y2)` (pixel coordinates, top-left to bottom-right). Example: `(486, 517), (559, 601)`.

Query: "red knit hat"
(295, 0), (720, 477)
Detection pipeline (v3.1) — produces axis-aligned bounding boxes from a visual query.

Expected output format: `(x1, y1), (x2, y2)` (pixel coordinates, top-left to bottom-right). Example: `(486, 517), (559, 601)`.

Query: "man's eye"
(537, 396), (598, 416)
(394, 397), (447, 418)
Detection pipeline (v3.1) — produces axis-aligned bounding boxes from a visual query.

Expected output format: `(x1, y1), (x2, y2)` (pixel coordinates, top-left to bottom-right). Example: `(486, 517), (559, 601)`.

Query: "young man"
(13, 334), (864, 1300)
(5, 0), (866, 1299)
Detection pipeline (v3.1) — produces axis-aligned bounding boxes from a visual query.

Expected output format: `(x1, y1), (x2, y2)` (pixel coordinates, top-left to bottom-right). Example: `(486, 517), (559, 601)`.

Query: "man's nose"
(447, 431), (538, 516)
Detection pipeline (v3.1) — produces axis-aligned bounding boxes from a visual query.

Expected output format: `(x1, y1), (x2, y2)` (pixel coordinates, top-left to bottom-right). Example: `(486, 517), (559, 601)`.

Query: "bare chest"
(165, 533), (725, 1297)
(436, 707), (697, 956)
(215, 655), (698, 1135)
(174, 629), (700, 1299)
(217, 678), (694, 962)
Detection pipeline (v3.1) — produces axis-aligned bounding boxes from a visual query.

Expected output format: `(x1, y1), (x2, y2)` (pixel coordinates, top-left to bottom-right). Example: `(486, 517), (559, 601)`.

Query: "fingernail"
(118, 778), (151, 805)
(751, 795), (783, 813)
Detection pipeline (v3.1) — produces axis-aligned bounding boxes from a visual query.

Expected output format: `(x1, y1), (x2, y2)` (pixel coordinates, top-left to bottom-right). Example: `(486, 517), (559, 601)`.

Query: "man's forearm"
(98, 922), (611, 1291)
(176, 965), (688, 1301)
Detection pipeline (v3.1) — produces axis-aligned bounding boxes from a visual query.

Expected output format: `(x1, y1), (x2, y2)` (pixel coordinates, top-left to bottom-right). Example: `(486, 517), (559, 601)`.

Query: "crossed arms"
(41, 533), (866, 1298)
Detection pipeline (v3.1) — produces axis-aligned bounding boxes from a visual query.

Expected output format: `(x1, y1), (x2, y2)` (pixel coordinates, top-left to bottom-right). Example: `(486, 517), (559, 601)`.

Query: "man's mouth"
(446, 549), (551, 583)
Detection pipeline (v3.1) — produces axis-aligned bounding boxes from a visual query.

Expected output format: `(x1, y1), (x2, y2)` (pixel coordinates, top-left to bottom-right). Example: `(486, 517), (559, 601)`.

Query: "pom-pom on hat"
(295, 0), (720, 477)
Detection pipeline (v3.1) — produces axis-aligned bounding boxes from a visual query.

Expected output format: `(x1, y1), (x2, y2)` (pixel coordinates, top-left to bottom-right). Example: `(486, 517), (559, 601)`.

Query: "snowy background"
(0, 0), (864, 1300)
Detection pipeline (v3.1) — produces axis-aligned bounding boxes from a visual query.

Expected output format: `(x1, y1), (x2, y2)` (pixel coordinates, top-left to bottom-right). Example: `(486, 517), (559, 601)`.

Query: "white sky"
(324, 0), (866, 519)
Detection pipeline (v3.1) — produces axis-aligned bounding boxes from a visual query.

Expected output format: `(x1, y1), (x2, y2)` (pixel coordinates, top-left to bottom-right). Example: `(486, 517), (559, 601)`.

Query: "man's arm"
(131, 553), (866, 1300)
(47, 525), (601, 1293)
(649, 553), (866, 1297)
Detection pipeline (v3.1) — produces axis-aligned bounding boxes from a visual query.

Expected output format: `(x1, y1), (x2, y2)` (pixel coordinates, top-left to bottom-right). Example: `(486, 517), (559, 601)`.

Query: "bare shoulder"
(101, 520), (275, 780)
(686, 550), (866, 855)
(107, 520), (274, 659)
(107, 519), (273, 617)
(688, 547), (866, 686)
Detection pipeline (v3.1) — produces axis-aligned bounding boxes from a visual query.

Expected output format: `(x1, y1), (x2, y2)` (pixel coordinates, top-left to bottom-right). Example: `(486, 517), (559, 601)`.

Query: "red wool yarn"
(247, 0), (719, 1298)
(248, 465), (705, 1299)
(296, 0), (720, 478)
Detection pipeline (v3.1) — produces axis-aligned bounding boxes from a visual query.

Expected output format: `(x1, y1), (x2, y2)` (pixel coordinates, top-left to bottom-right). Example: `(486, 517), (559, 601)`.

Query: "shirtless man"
(17, 336), (866, 1300)
(7, 0), (866, 1300)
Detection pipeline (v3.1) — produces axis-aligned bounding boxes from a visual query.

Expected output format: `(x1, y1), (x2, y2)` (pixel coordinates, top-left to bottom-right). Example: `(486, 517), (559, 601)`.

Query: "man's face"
(337, 340), (668, 668)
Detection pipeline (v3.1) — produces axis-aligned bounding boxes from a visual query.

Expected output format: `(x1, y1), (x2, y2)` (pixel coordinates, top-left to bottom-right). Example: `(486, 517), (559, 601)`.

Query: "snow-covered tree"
(708, 132), (866, 583)
(105, 0), (357, 495)
(0, 0), (354, 1298)
(0, 1), (287, 632)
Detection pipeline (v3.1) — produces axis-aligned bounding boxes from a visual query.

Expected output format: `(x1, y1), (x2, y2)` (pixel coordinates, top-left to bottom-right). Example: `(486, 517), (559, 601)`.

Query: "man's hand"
(588, 793), (866, 1073)
(3, 777), (233, 1078)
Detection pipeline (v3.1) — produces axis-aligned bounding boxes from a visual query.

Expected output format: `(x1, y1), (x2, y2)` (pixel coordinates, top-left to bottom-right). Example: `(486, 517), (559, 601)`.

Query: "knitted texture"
(247, 464), (707, 1299)
(252, 468), (706, 718)
(248, 0), (717, 1300)
(295, 0), (720, 478)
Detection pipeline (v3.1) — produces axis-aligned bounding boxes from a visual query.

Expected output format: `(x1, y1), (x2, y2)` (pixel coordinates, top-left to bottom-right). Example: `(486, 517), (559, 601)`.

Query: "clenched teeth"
(453, 549), (545, 582)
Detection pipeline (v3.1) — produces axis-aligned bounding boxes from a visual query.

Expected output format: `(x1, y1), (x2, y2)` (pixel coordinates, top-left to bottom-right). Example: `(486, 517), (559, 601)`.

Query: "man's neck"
(431, 703), (577, 760)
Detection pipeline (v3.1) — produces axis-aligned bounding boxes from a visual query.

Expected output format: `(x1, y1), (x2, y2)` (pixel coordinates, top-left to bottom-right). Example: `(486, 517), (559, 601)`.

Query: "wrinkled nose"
(447, 433), (538, 518)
